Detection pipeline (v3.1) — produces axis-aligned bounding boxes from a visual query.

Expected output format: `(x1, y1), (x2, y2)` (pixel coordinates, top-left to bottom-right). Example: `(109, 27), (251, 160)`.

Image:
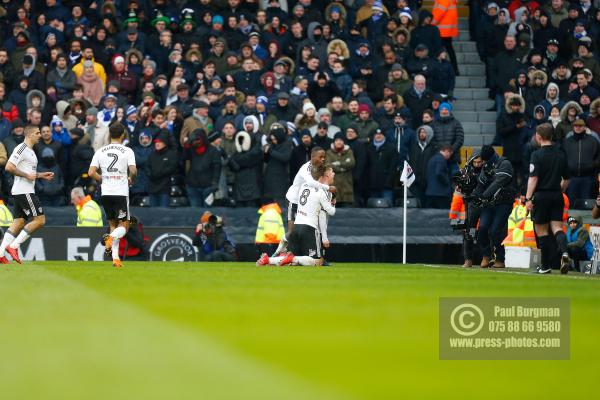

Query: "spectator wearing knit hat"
(355, 103), (379, 142)
(326, 131), (356, 206)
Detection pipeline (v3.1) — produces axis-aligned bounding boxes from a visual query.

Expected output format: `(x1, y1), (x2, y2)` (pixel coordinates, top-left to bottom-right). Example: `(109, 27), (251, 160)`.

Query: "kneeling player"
(88, 123), (137, 268)
(258, 164), (336, 266)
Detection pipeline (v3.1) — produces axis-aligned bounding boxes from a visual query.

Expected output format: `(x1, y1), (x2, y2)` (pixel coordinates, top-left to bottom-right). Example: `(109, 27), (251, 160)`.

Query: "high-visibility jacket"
(562, 193), (569, 222)
(255, 203), (285, 244)
(431, 0), (459, 38)
(449, 191), (465, 221)
(503, 204), (535, 247)
(76, 196), (103, 227)
(0, 201), (13, 226)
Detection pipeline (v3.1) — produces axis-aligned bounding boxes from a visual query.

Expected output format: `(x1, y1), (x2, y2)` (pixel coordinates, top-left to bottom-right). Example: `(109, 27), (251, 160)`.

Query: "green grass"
(1, 262), (599, 399)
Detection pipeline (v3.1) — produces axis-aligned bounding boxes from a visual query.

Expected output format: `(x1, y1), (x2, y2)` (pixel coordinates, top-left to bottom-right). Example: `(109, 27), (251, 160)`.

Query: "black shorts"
(12, 193), (44, 220)
(286, 201), (298, 222)
(531, 191), (564, 224)
(101, 195), (130, 221)
(288, 224), (321, 258)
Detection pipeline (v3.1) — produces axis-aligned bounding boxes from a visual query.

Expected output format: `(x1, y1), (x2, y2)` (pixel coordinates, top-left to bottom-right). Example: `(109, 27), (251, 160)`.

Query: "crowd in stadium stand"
(0, 0), (598, 209)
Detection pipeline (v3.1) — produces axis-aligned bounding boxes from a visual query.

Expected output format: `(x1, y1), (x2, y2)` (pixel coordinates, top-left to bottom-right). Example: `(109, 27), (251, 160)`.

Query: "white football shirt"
(285, 161), (330, 203)
(8, 143), (37, 195)
(293, 182), (336, 229)
(90, 143), (136, 196)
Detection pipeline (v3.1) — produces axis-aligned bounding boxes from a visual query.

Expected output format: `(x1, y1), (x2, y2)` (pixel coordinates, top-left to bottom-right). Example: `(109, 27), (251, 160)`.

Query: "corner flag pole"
(403, 181), (407, 264)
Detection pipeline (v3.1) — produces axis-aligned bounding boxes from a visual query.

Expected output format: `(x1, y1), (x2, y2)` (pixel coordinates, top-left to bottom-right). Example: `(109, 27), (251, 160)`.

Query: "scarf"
(549, 115), (561, 127)
(127, 120), (136, 132)
(414, 86), (425, 98)
(103, 108), (114, 122)
(291, 87), (306, 96)
(23, 65), (34, 77)
(574, 30), (587, 39)
(373, 137), (386, 150)
(56, 67), (67, 78)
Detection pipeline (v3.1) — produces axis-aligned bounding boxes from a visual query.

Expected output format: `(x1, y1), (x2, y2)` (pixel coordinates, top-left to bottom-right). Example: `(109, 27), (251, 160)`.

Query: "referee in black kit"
(525, 123), (571, 274)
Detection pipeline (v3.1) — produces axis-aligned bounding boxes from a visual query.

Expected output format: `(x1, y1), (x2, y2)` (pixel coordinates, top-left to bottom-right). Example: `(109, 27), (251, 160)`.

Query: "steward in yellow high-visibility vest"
(0, 200), (13, 227)
(71, 187), (103, 227)
(255, 203), (284, 245)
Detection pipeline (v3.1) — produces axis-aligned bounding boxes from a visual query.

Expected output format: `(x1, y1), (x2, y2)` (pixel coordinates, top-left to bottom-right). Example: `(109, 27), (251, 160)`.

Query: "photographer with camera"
(472, 145), (515, 269)
(451, 153), (484, 268)
(193, 211), (237, 262)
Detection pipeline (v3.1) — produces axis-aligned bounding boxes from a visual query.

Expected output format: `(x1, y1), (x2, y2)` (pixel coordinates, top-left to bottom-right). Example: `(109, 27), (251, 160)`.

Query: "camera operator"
(472, 145), (515, 269)
(453, 153), (484, 268)
(193, 211), (237, 262)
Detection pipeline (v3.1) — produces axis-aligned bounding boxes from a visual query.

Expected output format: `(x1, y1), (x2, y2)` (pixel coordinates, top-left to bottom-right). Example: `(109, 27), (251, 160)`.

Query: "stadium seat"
(169, 196), (189, 207)
(573, 199), (595, 210)
(131, 196), (150, 207)
(170, 185), (184, 197)
(367, 198), (392, 208)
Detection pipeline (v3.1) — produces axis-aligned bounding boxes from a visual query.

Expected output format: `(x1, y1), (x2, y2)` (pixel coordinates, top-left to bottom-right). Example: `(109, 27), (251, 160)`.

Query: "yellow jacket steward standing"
(431, 0), (459, 38)
(0, 200), (13, 226)
(255, 203), (285, 244)
(76, 195), (103, 227)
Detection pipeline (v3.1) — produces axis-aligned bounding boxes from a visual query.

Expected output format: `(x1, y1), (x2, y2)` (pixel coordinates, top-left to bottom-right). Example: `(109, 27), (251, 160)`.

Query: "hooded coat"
(525, 70), (548, 115)
(184, 129), (222, 189)
(540, 82), (565, 116)
(409, 10), (442, 55)
(586, 97), (600, 134)
(564, 126), (600, 177)
(497, 93), (527, 163)
(366, 137), (397, 191)
(566, 215), (594, 259)
(431, 109), (464, 163)
(408, 125), (436, 193)
(555, 101), (584, 143)
(263, 127), (293, 201)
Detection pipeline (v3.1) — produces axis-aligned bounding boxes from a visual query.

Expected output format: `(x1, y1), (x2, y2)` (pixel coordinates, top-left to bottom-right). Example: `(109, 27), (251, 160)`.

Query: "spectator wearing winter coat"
(77, 60), (105, 107)
(233, 58), (262, 95)
(563, 118), (600, 202)
(385, 111), (416, 169)
(496, 94), (527, 184)
(50, 116), (72, 154)
(330, 60), (353, 101)
(262, 124), (293, 206)
(312, 122), (334, 149)
(539, 82), (565, 116)
(543, 0), (569, 28)
(290, 130), (314, 181)
(554, 101), (583, 144)
(404, 75), (434, 129)
(146, 132), (179, 207)
(566, 215), (593, 268)
(387, 64), (412, 97)
(431, 48), (456, 97)
(346, 125), (369, 206)
(425, 145), (454, 208)
(406, 44), (437, 82)
(326, 132), (356, 205)
(9, 77), (30, 120)
(367, 129), (397, 205)
(46, 54), (76, 101)
(34, 125), (66, 175)
(228, 130), (263, 207)
(35, 147), (65, 207)
(183, 128), (222, 207)
(355, 104), (379, 143)
(83, 108), (109, 151)
(271, 92), (297, 122)
(309, 108), (341, 139)
(0, 111), (12, 142)
(307, 72), (342, 110)
(19, 54), (46, 92)
(491, 35), (522, 111)
(67, 128), (94, 186)
(181, 102), (214, 147)
(410, 9), (443, 56)
(107, 54), (137, 104)
(525, 70), (548, 116)
(408, 125), (437, 207)
(130, 131), (153, 199)
(298, 22), (329, 63)
(431, 102), (464, 164)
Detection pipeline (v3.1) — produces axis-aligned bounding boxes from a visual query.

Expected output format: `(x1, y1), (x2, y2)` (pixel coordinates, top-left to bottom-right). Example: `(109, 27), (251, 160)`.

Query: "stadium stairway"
(421, 2), (496, 148)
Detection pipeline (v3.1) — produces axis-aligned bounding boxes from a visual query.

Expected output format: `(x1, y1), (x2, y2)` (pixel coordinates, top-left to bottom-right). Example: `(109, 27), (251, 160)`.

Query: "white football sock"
(111, 226), (126, 239)
(0, 231), (15, 256)
(268, 256), (284, 265)
(111, 237), (120, 260)
(294, 256), (317, 266)
(9, 230), (30, 249)
(272, 235), (288, 256)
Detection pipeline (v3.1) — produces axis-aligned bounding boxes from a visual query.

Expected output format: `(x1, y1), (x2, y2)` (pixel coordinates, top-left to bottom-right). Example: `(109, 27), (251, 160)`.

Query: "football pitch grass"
(1, 262), (599, 399)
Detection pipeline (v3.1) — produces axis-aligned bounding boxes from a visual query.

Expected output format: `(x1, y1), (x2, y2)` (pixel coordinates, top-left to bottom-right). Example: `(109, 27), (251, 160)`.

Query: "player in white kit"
(88, 123), (137, 268)
(271, 147), (336, 256)
(0, 126), (54, 264)
(258, 164), (336, 266)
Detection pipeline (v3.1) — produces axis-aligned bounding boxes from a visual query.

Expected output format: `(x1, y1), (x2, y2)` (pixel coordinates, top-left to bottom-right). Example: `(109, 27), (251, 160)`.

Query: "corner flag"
(400, 161), (415, 188)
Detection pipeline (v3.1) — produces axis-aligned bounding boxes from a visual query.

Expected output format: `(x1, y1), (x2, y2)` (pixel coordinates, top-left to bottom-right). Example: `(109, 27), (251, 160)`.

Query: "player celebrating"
(258, 164), (336, 266)
(88, 123), (137, 268)
(271, 147), (336, 256)
(0, 126), (54, 264)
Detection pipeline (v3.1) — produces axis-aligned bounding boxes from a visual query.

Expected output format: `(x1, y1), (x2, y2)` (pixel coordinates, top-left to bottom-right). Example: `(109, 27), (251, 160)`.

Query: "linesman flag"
(400, 161), (415, 187)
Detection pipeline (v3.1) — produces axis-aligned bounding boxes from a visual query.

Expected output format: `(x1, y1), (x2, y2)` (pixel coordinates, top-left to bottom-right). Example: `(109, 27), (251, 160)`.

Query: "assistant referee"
(525, 123), (571, 274)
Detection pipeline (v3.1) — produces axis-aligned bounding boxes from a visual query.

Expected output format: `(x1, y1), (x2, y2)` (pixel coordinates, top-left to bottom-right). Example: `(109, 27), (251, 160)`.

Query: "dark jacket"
(496, 93), (527, 163)
(385, 123), (415, 166)
(68, 137), (94, 185)
(366, 139), (396, 190)
(147, 147), (179, 194)
(425, 152), (452, 197)
(474, 154), (515, 204)
(184, 130), (222, 189)
(46, 67), (77, 100)
(563, 130), (600, 177)
(263, 131), (293, 200)
(431, 114), (464, 163)
(409, 10), (442, 55)
(408, 125), (436, 190)
(228, 131), (263, 201)
(403, 86), (434, 129)
(492, 48), (523, 92)
(326, 144), (356, 203)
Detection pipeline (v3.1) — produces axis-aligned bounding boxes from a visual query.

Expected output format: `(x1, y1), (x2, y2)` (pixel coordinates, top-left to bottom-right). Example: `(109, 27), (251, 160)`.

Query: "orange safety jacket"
(431, 0), (459, 38)
(449, 191), (465, 220)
